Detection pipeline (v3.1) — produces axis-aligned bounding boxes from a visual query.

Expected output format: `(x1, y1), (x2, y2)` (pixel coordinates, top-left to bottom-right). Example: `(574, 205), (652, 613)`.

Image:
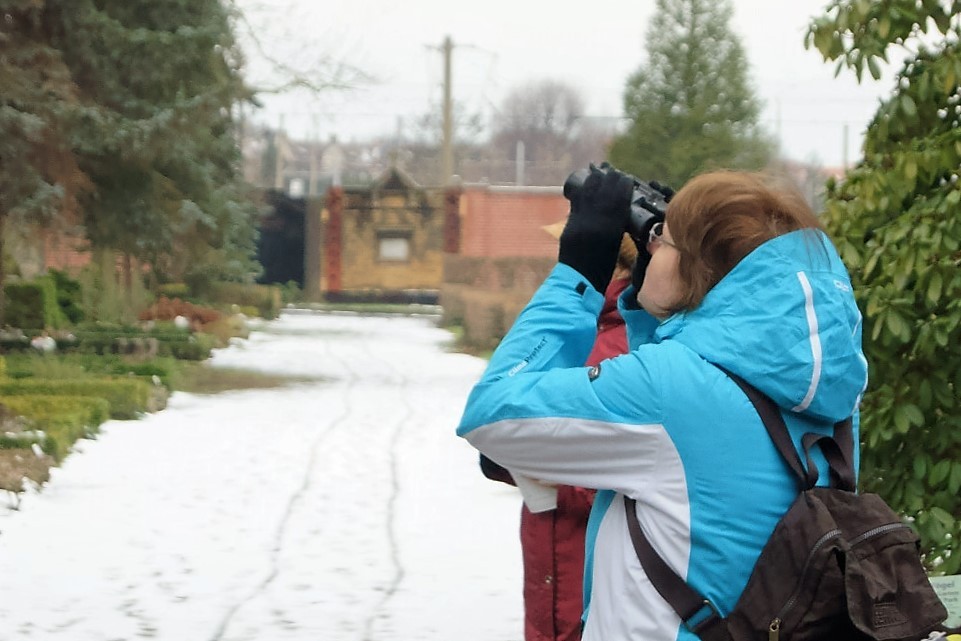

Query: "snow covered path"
(0, 311), (523, 641)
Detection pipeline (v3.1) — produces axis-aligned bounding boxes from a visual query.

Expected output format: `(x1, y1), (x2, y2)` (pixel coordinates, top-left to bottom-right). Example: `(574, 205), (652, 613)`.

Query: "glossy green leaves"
(813, 0), (961, 573)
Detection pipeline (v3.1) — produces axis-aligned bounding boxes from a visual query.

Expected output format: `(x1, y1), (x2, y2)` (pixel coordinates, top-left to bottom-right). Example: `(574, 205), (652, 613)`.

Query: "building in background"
(302, 166), (450, 303)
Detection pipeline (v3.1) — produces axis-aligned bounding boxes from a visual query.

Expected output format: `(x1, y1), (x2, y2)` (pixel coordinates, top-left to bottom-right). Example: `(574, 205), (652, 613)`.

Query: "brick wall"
(458, 185), (568, 258)
(43, 230), (91, 274)
(439, 184), (568, 350)
(440, 254), (555, 351)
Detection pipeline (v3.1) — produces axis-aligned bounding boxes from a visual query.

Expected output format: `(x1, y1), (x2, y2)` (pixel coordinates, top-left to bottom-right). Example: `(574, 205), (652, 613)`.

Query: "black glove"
(558, 164), (634, 293)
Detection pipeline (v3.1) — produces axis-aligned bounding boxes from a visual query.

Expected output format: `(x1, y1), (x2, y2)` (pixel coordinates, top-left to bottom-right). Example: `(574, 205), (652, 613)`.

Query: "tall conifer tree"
(45, 0), (259, 287)
(0, 0), (85, 320)
(609, 0), (773, 187)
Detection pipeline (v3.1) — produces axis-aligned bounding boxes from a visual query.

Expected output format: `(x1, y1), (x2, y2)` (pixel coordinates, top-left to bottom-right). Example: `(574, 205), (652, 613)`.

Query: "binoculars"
(563, 164), (674, 241)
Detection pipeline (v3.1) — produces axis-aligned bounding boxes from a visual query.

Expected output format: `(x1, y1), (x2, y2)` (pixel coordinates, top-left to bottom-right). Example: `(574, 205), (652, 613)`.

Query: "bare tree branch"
(225, 0), (372, 96)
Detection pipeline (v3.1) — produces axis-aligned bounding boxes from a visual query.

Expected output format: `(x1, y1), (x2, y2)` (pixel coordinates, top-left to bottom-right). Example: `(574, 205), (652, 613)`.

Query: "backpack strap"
(801, 419), (856, 491)
(830, 416), (856, 488)
(624, 495), (731, 641)
(623, 368), (856, 639)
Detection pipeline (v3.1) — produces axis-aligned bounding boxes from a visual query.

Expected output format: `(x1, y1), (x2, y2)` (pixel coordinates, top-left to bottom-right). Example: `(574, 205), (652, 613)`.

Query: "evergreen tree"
(609, 0), (773, 187)
(808, 0), (961, 572)
(0, 0), (85, 321)
(1, 0), (261, 321)
(46, 0), (259, 285)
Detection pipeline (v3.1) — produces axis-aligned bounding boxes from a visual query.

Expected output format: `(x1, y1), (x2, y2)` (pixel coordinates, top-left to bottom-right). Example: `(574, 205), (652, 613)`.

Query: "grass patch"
(3, 354), (92, 380)
(291, 302), (441, 316)
(3, 353), (179, 387)
(172, 363), (322, 395)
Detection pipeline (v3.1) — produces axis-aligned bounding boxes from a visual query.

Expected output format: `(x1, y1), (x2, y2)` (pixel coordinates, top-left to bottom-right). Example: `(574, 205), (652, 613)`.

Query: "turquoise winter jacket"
(457, 229), (867, 641)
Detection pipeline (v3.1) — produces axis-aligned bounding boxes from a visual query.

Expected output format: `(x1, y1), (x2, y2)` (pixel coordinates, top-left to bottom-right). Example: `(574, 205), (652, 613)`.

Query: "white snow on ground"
(0, 310), (524, 641)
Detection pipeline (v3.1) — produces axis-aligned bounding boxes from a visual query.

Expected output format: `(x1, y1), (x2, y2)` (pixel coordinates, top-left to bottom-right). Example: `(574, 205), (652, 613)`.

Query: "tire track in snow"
(360, 345), (415, 641)
(208, 334), (365, 641)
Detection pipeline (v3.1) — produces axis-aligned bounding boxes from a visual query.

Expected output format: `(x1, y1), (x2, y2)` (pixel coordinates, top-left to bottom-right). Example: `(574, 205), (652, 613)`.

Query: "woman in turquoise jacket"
(457, 168), (867, 641)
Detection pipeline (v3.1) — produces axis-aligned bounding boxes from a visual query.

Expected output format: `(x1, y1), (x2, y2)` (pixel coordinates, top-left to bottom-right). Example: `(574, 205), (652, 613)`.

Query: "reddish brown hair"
(666, 171), (823, 312)
(617, 233), (639, 271)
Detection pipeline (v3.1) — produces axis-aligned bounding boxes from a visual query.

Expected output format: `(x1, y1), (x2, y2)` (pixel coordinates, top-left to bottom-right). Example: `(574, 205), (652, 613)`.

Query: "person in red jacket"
(480, 230), (635, 641)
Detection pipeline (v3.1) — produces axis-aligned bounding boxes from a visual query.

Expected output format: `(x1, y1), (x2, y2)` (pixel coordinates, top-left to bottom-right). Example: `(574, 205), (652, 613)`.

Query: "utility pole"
(441, 35), (454, 186)
(274, 114), (286, 191)
(515, 140), (525, 186)
(842, 123), (849, 169)
(308, 115), (318, 197)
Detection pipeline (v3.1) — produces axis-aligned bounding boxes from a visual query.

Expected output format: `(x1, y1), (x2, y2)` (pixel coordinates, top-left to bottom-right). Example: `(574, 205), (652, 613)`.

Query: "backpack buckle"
(683, 599), (722, 635)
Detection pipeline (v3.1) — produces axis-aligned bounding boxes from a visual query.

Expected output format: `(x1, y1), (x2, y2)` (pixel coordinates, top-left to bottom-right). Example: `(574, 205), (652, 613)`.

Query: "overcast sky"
(235, 0), (896, 169)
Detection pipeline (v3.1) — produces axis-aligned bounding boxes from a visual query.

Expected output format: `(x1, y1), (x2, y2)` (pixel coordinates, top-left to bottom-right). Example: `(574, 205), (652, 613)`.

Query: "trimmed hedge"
(0, 336), (30, 352)
(73, 322), (191, 338)
(0, 395), (110, 460)
(0, 378), (151, 419)
(63, 329), (212, 361)
(157, 282), (189, 298)
(3, 277), (67, 330)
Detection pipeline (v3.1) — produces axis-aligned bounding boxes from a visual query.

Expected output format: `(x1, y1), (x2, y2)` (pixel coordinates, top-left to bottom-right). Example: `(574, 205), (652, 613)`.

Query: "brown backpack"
(625, 371), (948, 641)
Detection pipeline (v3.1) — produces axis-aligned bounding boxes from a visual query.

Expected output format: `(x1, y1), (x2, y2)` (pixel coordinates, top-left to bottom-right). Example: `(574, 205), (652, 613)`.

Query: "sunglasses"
(648, 221), (677, 249)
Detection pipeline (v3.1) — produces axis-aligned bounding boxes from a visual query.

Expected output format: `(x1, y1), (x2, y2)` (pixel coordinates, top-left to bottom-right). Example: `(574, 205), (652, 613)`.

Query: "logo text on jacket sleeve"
(508, 337), (549, 377)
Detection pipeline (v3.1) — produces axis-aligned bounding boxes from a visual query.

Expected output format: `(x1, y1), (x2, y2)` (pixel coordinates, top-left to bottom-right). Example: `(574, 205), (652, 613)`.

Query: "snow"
(0, 310), (523, 641)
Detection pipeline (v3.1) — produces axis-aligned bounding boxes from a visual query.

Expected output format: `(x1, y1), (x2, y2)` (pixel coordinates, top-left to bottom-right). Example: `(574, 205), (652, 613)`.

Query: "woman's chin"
(636, 294), (669, 320)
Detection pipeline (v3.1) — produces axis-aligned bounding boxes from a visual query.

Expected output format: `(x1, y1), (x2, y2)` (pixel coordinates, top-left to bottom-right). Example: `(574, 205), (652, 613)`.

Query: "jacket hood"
(656, 229), (867, 423)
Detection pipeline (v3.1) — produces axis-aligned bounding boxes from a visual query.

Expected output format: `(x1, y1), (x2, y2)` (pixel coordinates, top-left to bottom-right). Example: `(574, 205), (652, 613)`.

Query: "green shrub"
(0, 395), (110, 460)
(2, 394), (110, 430)
(49, 269), (84, 324)
(0, 378), (151, 419)
(74, 323), (189, 338)
(158, 282), (190, 298)
(0, 336), (30, 353)
(63, 334), (116, 356)
(280, 280), (302, 305)
(4, 277), (67, 330)
(167, 336), (212, 361)
(65, 330), (211, 361)
(0, 355), (5, 378)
